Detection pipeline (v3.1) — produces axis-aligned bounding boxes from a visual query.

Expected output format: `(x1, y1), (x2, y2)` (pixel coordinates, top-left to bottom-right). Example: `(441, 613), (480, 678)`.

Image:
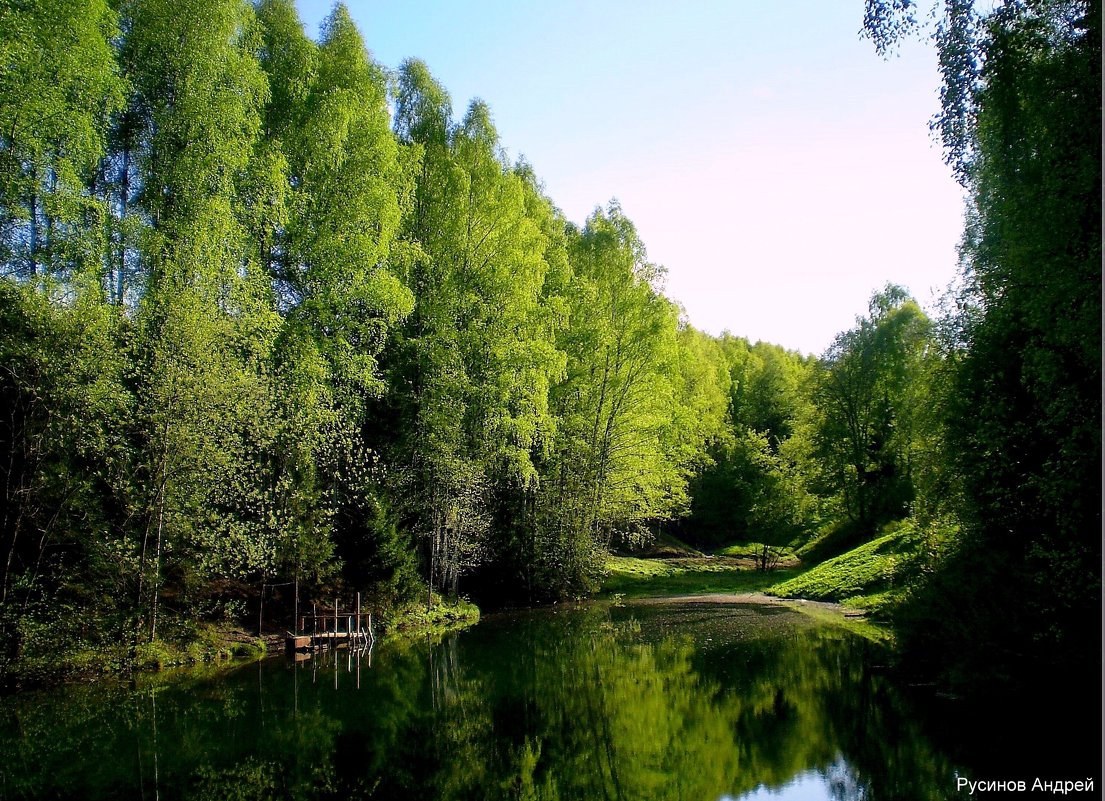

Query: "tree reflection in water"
(0, 601), (960, 800)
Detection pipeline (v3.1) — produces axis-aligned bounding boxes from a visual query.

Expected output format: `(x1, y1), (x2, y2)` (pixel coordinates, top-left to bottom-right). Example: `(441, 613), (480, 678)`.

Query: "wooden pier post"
(356, 592), (361, 642)
(333, 598), (338, 639)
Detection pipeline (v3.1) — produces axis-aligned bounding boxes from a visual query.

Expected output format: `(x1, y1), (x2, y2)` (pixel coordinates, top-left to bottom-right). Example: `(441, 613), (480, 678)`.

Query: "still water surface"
(0, 600), (1022, 799)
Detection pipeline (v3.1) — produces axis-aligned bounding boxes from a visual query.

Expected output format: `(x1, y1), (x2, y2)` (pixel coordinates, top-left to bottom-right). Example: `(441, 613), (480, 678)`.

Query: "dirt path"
(626, 591), (865, 619)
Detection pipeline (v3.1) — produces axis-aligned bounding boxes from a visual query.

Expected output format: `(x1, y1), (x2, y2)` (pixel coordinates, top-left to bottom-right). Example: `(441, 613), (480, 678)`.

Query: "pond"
(0, 599), (1094, 800)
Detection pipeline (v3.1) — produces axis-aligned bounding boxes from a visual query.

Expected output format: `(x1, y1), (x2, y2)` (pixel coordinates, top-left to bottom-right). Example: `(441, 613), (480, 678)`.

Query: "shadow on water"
(0, 600), (1087, 800)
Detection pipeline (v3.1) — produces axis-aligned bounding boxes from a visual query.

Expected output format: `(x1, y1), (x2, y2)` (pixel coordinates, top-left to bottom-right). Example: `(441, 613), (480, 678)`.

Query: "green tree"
(665, 325), (731, 504)
(255, 1), (419, 614)
(267, 3), (414, 396)
(536, 203), (690, 594)
(815, 285), (933, 537)
(684, 336), (819, 555)
(865, 0), (1100, 687)
(387, 61), (566, 602)
(0, 0), (125, 283)
(118, 0), (285, 638)
(471, 160), (573, 603)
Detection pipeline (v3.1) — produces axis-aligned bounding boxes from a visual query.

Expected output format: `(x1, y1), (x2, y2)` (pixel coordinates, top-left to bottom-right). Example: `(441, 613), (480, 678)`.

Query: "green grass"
(387, 595), (480, 638)
(597, 543), (904, 642)
(766, 530), (914, 611)
(133, 624), (269, 670)
(795, 518), (873, 563)
(785, 600), (894, 644)
(599, 555), (803, 599)
(714, 542), (797, 561)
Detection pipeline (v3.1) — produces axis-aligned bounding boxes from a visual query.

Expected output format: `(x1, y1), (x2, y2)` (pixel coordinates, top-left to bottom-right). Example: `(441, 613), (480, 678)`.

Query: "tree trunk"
(116, 139), (130, 305)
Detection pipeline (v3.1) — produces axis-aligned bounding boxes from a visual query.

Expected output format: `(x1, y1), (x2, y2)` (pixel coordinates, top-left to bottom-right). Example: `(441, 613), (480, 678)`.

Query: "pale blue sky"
(294, 1), (966, 356)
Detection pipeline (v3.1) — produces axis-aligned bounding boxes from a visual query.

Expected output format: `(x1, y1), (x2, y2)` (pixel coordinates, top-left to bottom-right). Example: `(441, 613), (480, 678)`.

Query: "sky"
(295, 1), (967, 356)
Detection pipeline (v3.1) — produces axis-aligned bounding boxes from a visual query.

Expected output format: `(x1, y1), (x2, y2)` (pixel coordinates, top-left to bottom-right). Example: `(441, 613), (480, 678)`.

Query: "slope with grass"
(766, 529), (917, 612)
(613, 530), (705, 559)
(600, 526), (923, 621)
(600, 554), (802, 599)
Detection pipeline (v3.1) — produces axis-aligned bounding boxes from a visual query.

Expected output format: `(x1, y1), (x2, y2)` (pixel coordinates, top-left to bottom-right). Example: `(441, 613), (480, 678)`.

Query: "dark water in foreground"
(0, 600), (1096, 800)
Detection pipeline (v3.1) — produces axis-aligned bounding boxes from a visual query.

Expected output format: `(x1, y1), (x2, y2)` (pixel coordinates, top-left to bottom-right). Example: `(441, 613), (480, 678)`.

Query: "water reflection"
(0, 601), (961, 800)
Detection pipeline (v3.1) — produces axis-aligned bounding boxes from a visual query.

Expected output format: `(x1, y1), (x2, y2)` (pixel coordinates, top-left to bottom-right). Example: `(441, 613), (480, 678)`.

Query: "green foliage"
(865, 0), (1101, 690)
(0, 0), (125, 279)
(684, 336), (820, 551)
(942, 0), (1100, 676)
(814, 285), (936, 535)
(385, 594), (480, 638)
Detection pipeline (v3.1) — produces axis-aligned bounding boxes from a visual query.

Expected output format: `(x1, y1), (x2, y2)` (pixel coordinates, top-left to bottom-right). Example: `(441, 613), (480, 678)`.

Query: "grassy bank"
(2, 594), (481, 692)
(3, 621), (270, 691)
(600, 555), (803, 599)
(384, 595), (481, 638)
(598, 547), (905, 646)
(601, 530), (917, 616)
(765, 529), (914, 613)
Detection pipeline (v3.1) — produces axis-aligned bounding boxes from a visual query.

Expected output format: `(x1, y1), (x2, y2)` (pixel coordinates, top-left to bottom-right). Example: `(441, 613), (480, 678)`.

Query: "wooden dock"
(285, 595), (374, 654)
(286, 631), (361, 651)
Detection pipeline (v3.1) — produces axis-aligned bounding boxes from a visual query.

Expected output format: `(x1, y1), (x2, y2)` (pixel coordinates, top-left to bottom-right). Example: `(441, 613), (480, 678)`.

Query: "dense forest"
(0, 0), (1098, 695)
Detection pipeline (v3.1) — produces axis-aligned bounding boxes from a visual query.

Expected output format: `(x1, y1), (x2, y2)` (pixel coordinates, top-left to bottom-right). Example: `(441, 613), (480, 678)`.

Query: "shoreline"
(616, 590), (892, 642)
